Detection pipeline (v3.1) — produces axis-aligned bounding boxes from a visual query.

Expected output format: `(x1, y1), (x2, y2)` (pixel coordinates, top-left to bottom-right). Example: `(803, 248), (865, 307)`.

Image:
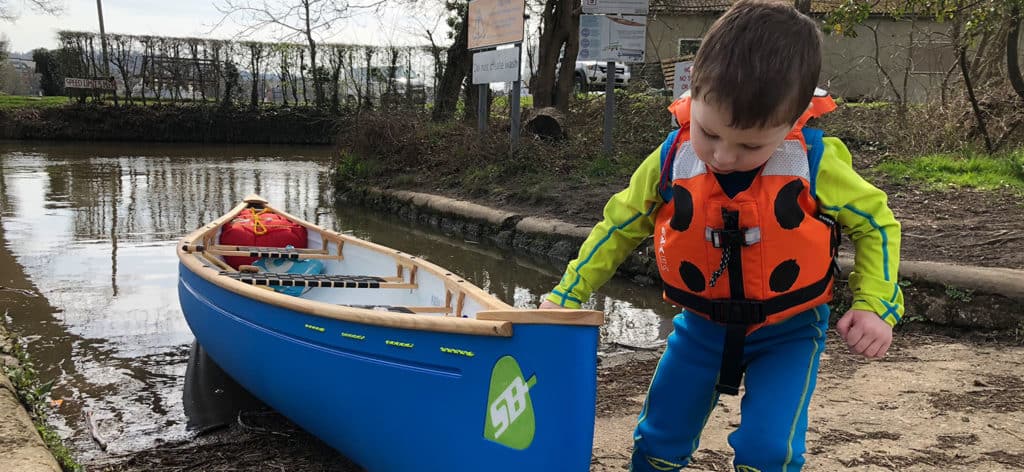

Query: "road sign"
(578, 15), (647, 62)
(64, 77), (115, 90)
(673, 61), (693, 99)
(468, 0), (525, 50)
(473, 47), (521, 84)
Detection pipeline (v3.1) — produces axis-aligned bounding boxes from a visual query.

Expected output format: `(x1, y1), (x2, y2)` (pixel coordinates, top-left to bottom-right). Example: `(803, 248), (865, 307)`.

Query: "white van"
(342, 66), (427, 106)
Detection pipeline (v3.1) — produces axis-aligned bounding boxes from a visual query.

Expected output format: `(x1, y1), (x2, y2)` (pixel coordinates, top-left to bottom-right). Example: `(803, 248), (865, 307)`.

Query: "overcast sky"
(2, 0), (446, 53)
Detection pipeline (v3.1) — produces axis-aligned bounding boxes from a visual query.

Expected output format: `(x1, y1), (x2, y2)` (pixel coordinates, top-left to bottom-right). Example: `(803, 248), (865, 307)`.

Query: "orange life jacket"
(654, 91), (839, 334)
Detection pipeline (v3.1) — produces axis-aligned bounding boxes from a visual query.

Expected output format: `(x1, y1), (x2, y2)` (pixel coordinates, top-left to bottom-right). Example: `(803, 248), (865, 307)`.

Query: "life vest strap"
(663, 265), (835, 323)
(717, 325), (747, 396)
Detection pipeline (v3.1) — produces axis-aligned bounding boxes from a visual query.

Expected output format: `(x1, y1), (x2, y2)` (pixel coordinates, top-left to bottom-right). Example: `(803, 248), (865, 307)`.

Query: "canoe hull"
(179, 263), (599, 471)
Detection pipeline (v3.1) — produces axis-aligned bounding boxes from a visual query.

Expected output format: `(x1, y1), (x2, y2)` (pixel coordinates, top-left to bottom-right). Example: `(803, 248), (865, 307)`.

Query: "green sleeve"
(546, 148), (664, 308)
(815, 137), (905, 327)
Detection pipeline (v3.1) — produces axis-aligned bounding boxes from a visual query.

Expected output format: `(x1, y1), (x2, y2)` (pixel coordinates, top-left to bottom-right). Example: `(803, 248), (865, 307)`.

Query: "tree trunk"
(1006, 5), (1024, 102)
(299, 48), (309, 105)
(432, 5), (471, 122)
(303, 0), (323, 107)
(533, 0), (580, 113)
(960, 45), (993, 153)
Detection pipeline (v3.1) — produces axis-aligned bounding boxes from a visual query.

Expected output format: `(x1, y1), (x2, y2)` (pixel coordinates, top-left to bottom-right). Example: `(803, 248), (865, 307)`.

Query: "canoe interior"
(186, 200), (510, 320)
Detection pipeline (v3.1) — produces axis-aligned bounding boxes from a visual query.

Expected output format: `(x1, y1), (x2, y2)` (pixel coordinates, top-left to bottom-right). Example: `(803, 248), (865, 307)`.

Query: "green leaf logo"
(483, 356), (537, 449)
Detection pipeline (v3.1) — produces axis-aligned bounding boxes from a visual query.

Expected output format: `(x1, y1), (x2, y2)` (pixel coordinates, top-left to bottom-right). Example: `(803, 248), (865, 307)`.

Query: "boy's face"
(689, 98), (795, 174)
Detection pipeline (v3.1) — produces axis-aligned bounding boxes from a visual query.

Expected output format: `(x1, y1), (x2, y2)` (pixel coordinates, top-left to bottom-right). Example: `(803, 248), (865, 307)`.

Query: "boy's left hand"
(836, 310), (893, 359)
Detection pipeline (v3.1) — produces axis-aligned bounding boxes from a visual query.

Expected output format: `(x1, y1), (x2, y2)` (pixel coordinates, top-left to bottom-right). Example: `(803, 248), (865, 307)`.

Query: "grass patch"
(492, 95), (534, 111)
(876, 151), (1024, 194)
(2, 326), (82, 471)
(334, 152), (382, 181)
(0, 95), (69, 109)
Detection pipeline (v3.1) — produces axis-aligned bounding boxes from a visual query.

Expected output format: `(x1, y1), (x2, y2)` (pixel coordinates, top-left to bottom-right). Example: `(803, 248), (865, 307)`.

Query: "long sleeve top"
(546, 134), (904, 326)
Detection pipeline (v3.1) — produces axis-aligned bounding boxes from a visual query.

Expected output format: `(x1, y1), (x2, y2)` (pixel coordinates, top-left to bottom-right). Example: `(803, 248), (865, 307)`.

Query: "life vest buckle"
(709, 300), (766, 325)
(706, 227), (761, 249)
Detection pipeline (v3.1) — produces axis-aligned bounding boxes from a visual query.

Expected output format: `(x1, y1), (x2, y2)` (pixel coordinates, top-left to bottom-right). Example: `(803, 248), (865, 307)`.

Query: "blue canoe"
(177, 195), (604, 471)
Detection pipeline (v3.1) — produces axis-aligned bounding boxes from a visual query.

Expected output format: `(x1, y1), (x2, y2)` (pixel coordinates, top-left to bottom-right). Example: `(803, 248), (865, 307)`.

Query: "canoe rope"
(247, 208), (269, 235)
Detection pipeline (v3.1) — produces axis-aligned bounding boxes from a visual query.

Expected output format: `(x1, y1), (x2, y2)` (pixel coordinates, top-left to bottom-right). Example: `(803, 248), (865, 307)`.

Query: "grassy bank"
(876, 151), (1024, 195)
(0, 95), (70, 109)
(1, 326), (82, 471)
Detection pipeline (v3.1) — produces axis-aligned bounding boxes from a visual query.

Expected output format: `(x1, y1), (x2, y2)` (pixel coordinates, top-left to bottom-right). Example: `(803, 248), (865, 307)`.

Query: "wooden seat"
(221, 272), (415, 289)
(207, 245), (337, 260)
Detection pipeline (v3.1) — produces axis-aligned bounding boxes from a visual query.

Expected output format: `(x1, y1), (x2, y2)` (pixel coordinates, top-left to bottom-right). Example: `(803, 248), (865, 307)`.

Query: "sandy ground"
(590, 332), (1024, 471)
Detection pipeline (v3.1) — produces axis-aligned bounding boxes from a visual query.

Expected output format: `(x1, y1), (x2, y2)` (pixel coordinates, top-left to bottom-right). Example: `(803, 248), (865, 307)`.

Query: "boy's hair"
(690, 0), (822, 129)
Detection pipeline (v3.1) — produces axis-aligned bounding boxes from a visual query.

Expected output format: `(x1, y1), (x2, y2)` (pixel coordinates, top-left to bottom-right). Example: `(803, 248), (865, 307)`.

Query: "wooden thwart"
(222, 272), (417, 289)
(207, 245), (340, 260)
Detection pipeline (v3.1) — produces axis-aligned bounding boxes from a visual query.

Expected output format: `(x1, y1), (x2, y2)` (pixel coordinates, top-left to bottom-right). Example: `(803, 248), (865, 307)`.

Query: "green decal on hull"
(484, 356), (537, 449)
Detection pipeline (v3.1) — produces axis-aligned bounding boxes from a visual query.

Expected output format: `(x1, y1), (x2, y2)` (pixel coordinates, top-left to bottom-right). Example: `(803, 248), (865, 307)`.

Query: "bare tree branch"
(211, 0), (384, 107)
(2, 0), (63, 22)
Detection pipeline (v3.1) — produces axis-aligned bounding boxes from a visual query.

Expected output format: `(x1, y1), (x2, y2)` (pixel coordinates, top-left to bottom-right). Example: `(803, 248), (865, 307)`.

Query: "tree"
(0, 34), (8, 91)
(32, 48), (62, 95)
(1, 0), (62, 21)
(432, 0), (471, 121)
(531, 0), (580, 113)
(109, 34), (140, 103)
(243, 41), (267, 110)
(213, 0), (385, 108)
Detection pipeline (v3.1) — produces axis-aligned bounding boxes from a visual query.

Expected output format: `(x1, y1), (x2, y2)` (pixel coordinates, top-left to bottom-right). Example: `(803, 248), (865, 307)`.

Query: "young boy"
(539, 1), (903, 471)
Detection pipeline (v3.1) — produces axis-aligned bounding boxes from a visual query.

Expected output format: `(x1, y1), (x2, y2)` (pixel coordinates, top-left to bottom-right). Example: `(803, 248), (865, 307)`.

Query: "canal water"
(0, 140), (676, 463)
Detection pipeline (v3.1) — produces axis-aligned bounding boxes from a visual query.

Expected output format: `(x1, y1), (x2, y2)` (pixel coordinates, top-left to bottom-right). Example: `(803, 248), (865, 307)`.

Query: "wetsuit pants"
(631, 305), (830, 472)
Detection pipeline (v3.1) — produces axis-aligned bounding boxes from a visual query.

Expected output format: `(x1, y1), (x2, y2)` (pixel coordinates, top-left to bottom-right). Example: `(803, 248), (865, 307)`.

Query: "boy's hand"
(836, 310), (893, 358)
(539, 300), (565, 310)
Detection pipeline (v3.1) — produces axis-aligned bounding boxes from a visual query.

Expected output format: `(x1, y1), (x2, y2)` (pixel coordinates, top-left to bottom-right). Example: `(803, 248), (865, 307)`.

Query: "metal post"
(510, 45), (522, 152)
(478, 84), (488, 133)
(603, 60), (615, 154)
(96, 0), (110, 76)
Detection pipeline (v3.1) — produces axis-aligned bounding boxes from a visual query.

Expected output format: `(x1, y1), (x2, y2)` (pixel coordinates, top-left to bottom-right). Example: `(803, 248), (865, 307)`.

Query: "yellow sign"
(468, 0), (525, 50)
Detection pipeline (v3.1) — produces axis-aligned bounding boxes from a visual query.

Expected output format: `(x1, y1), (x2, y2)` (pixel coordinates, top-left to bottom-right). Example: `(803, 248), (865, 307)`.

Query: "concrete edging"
(0, 335), (62, 472)
(341, 187), (1024, 329)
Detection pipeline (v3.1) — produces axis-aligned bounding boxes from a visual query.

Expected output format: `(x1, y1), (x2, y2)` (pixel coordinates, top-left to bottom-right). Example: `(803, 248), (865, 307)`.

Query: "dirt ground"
(591, 329), (1024, 471)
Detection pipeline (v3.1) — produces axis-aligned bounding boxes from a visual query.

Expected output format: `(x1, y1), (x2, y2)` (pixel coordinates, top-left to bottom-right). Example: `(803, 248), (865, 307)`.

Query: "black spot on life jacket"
(774, 179), (806, 230)
(769, 259), (801, 292)
(670, 185), (694, 231)
(679, 261), (706, 292)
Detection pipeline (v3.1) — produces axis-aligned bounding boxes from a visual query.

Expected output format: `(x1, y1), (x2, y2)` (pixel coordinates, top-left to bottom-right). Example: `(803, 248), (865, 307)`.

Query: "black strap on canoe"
(233, 246), (305, 260)
(222, 272), (386, 289)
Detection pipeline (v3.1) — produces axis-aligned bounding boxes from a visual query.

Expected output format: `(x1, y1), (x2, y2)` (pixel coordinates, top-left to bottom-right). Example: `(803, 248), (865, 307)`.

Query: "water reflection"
(183, 342), (265, 434)
(0, 140), (675, 463)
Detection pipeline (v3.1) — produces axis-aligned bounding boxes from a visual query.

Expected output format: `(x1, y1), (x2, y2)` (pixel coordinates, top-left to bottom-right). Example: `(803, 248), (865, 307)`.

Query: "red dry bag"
(219, 208), (308, 268)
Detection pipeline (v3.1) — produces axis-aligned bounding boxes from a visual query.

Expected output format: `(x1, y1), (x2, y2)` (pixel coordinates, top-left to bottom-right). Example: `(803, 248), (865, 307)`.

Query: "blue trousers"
(630, 306), (829, 472)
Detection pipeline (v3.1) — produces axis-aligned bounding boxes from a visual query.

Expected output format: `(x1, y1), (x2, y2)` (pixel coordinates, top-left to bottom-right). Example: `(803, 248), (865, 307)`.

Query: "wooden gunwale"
(177, 195), (603, 336)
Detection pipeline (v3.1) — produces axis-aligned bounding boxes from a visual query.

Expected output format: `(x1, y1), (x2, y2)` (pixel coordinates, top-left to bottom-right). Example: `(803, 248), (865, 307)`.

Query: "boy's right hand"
(539, 300), (565, 310)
